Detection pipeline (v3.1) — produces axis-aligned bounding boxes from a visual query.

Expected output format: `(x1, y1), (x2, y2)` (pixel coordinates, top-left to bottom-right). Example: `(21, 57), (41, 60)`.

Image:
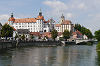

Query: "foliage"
(75, 24), (93, 39)
(15, 33), (18, 40)
(51, 29), (58, 41)
(87, 42), (93, 46)
(63, 30), (70, 40)
(97, 51), (100, 65)
(21, 34), (25, 40)
(59, 37), (64, 41)
(1, 24), (14, 38)
(97, 42), (100, 50)
(43, 37), (46, 41)
(30, 35), (34, 39)
(95, 30), (100, 41)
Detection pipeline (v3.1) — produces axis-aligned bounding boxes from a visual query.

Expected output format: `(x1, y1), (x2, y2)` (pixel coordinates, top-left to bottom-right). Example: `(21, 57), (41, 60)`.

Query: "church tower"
(8, 13), (15, 26)
(39, 9), (42, 16)
(36, 9), (44, 32)
(60, 14), (65, 24)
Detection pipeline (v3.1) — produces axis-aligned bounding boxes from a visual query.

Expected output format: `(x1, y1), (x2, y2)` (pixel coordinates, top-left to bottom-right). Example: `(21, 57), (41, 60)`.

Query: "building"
(13, 29), (30, 40)
(72, 30), (83, 39)
(7, 10), (55, 33)
(7, 11), (75, 40)
(17, 29), (30, 38)
(55, 14), (74, 33)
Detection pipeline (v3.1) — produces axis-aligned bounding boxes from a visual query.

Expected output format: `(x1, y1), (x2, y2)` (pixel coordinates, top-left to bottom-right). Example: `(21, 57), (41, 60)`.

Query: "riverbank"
(96, 42), (100, 51)
(0, 41), (62, 49)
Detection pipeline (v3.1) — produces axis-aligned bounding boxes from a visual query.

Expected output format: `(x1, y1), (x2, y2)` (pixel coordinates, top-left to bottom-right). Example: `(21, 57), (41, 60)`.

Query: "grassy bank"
(96, 42), (100, 51)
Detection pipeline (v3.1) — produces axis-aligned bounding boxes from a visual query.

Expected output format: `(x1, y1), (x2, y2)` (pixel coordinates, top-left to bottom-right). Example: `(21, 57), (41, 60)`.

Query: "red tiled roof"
(8, 17), (15, 21)
(73, 30), (82, 35)
(55, 24), (61, 27)
(61, 20), (71, 25)
(42, 32), (51, 38)
(76, 30), (82, 35)
(30, 32), (41, 36)
(13, 18), (36, 23)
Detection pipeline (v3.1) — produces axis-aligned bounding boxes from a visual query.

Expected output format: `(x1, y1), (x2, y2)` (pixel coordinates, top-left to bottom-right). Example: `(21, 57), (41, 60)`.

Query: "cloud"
(0, 14), (9, 24)
(43, 0), (67, 10)
(43, 0), (68, 19)
(66, 13), (73, 19)
(78, 3), (86, 9)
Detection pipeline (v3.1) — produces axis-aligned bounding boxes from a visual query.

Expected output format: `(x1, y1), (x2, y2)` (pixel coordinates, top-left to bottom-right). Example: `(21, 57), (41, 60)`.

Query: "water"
(0, 44), (99, 66)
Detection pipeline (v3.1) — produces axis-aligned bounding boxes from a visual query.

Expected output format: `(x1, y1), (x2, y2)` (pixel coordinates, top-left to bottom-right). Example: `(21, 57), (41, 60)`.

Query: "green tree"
(63, 30), (70, 40)
(21, 34), (25, 40)
(15, 33), (18, 40)
(95, 30), (100, 41)
(51, 29), (58, 41)
(75, 24), (93, 39)
(30, 35), (34, 40)
(1, 24), (14, 39)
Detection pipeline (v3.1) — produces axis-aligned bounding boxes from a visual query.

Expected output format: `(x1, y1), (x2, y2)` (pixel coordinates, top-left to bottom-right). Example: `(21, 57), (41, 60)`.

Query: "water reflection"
(96, 51), (100, 66)
(0, 45), (99, 66)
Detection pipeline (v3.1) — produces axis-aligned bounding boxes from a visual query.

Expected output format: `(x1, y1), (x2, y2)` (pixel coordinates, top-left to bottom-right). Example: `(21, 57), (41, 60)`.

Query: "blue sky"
(0, 0), (100, 33)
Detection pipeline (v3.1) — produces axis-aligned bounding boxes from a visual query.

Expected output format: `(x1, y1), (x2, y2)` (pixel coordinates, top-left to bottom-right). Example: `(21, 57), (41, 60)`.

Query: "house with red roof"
(72, 30), (88, 39)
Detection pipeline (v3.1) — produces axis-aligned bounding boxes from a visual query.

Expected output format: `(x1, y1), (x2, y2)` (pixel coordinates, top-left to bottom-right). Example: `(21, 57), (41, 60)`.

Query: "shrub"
(96, 42), (100, 50)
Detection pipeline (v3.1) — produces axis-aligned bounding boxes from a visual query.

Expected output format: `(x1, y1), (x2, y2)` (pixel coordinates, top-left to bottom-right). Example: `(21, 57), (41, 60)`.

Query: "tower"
(60, 14), (65, 24)
(11, 13), (14, 18)
(8, 13), (15, 26)
(39, 9), (42, 16)
(36, 9), (44, 32)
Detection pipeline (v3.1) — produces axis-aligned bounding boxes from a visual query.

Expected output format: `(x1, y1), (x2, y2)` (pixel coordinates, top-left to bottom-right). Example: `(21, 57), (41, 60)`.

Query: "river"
(0, 44), (100, 66)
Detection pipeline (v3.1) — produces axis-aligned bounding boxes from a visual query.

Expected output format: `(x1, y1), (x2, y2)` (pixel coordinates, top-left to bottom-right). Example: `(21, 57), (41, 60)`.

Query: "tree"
(21, 34), (25, 40)
(63, 30), (70, 40)
(95, 30), (100, 41)
(51, 29), (58, 41)
(1, 24), (14, 39)
(30, 35), (34, 40)
(75, 24), (93, 39)
(15, 33), (18, 40)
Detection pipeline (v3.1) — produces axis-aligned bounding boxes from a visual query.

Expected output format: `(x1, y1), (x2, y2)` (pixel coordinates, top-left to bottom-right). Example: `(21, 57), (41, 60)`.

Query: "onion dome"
(61, 14), (65, 18)
(36, 9), (45, 20)
(37, 16), (44, 20)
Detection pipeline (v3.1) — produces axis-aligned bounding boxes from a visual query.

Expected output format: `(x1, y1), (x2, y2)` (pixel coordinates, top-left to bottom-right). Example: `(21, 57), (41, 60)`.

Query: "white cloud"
(78, 3), (86, 9)
(66, 13), (73, 19)
(43, 0), (68, 19)
(43, 0), (67, 10)
(0, 14), (9, 24)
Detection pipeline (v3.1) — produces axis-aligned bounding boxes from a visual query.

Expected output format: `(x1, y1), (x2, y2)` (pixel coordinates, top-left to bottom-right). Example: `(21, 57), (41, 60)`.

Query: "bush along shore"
(96, 42), (100, 51)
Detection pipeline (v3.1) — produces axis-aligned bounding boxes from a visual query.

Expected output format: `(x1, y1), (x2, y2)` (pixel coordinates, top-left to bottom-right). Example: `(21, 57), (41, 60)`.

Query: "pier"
(61, 39), (94, 45)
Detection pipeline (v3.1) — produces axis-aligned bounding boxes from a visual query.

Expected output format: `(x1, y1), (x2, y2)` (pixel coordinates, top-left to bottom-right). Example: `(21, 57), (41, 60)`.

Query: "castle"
(7, 10), (75, 39)
(8, 10), (55, 33)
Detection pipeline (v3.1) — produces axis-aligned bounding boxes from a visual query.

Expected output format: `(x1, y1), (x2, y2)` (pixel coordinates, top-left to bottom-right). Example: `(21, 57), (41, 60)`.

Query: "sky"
(0, 0), (100, 34)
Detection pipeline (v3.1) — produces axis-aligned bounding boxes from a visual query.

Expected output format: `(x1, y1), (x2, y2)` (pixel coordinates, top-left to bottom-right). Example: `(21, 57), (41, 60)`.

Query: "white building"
(55, 14), (74, 33)
(7, 11), (55, 33)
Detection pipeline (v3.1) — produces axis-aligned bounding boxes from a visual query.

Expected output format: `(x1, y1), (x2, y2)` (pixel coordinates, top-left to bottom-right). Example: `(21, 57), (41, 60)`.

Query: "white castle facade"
(8, 11), (55, 33)
(7, 11), (74, 34)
